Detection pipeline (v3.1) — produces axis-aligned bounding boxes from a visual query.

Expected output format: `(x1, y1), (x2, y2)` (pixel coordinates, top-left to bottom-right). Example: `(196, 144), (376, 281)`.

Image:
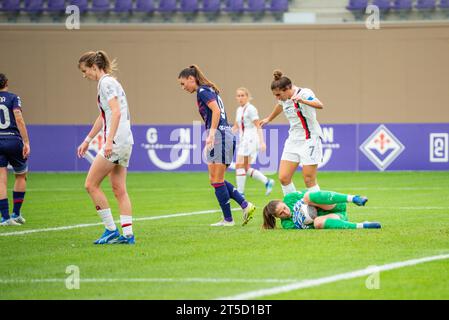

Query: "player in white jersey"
(260, 70), (324, 196)
(232, 88), (274, 197)
(77, 51), (135, 245)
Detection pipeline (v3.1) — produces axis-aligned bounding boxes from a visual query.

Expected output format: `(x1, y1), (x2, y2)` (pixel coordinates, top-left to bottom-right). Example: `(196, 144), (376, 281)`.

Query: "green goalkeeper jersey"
(280, 191), (347, 230)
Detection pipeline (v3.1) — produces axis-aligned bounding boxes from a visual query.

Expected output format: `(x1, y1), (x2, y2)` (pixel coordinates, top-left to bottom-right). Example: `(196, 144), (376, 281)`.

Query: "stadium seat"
(247, 0), (266, 21)
(372, 0), (392, 12)
(114, 0), (133, 13)
(135, 0), (156, 13)
(70, 0), (89, 13)
(268, 0), (288, 21)
(24, 0), (45, 22)
(90, 0), (111, 12)
(391, 0), (412, 10)
(224, 0), (245, 13)
(201, 0), (221, 21)
(268, 0), (288, 13)
(346, 0), (368, 20)
(158, 0), (178, 22)
(202, 0), (221, 13)
(47, 0), (67, 13)
(180, 0), (199, 21)
(440, 0), (449, 8)
(0, 0), (21, 13)
(180, 0), (199, 13)
(415, 0), (436, 9)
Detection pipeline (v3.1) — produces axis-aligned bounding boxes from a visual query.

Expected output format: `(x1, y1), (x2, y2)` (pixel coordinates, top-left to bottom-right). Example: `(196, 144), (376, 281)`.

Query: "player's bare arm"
(297, 97), (324, 109)
(77, 114), (103, 158)
(205, 100), (220, 150)
(260, 104), (282, 127)
(104, 97), (121, 158)
(12, 109), (30, 158)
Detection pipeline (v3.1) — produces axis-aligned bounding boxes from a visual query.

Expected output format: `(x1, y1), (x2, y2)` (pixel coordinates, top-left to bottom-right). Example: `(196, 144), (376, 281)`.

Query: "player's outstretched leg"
(307, 191), (368, 207)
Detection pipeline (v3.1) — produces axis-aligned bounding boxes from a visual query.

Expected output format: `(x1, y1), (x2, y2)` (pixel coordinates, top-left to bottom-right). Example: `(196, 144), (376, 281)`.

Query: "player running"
(232, 87), (274, 198)
(260, 70), (324, 196)
(262, 190), (381, 230)
(0, 74), (30, 226)
(77, 51), (135, 244)
(178, 65), (256, 226)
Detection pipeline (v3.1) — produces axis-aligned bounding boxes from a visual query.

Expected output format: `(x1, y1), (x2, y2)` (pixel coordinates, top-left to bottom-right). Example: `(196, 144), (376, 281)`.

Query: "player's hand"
(22, 143), (30, 159)
(206, 134), (215, 151)
(260, 142), (266, 152)
(104, 140), (113, 159)
(77, 141), (89, 158)
(259, 118), (270, 127)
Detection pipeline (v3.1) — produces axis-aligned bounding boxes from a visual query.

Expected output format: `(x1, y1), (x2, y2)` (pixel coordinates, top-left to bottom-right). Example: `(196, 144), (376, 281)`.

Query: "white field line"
(0, 208), (240, 237)
(25, 187), (449, 192)
(217, 253), (449, 300)
(0, 278), (297, 284)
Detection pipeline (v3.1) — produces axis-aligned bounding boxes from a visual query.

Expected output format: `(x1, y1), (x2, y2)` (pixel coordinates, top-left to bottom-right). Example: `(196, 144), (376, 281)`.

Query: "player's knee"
(84, 181), (97, 194)
(303, 175), (315, 186)
(111, 184), (127, 198)
(278, 174), (291, 186)
(303, 191), (311, 204)
(314, 218), (325, 229)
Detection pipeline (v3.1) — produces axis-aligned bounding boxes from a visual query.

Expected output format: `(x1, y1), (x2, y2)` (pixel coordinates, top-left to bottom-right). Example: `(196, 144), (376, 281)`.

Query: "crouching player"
(262, 190), (381, 230)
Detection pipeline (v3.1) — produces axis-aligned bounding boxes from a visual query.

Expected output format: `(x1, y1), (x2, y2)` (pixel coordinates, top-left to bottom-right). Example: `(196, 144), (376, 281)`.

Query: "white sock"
(307, 184), (320, 192)
(356, 223), (364, 229)
(247, 168), (269, 185)
(347, 195), (354, 202)
(281, 182), (296, 196)
(236, 168), (247, 194)
(97, 208), (116, 231)
(120, 215), (133, 237)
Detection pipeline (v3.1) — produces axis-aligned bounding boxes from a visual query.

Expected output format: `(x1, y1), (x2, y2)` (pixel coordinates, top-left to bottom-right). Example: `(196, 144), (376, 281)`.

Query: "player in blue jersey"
(0, 74), (30, 226)
(178, 65), (256, 226)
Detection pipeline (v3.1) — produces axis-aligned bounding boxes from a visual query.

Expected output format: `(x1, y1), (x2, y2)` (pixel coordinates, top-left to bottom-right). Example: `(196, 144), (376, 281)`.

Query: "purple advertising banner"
(27, 123), (449, 172)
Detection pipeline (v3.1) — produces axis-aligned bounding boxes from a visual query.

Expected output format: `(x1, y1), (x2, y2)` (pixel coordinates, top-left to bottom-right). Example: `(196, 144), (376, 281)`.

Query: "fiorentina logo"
(360, 125), (405, 171)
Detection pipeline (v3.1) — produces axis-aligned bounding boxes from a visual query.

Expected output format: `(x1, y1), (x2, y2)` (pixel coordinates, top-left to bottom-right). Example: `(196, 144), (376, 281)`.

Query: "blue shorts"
(206, 129), (236, 165)
(0, 137), (28, 174)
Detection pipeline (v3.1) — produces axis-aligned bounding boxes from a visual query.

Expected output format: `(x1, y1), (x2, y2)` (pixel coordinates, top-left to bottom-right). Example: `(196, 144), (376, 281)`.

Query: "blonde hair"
(178, 65), (220, 93)
(236, 87), (253, 100)
(78, 50), (118, 75)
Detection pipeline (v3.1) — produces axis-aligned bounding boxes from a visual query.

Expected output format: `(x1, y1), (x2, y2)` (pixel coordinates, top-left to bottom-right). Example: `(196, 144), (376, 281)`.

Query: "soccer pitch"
(1, 171), (448, 300)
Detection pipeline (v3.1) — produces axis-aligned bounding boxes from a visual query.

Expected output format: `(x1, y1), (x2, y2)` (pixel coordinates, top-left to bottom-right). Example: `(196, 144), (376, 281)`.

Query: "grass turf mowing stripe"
(217, 253), (449, 300)
(0, 278), (298, 284)
(0, 208), (241, 237)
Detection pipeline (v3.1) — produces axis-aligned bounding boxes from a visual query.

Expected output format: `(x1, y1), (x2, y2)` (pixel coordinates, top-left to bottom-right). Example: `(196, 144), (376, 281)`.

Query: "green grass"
(1, 171), (449, 299)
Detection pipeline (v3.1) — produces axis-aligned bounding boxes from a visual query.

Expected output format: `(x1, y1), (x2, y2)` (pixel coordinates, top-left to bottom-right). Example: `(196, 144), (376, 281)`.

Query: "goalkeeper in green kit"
(262, 190), (381, 230)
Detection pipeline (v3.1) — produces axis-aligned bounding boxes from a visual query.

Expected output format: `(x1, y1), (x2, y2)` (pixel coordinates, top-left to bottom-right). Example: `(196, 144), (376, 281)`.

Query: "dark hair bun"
(273, 70), (283, 81)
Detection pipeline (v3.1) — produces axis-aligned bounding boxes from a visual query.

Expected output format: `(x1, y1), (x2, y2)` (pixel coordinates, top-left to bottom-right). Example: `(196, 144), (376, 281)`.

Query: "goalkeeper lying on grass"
(262, 190), (381, 230)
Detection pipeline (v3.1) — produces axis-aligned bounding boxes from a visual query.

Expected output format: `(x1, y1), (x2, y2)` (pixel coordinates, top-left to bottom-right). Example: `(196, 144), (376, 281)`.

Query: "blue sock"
(224, 180), (248, 209)
(212, 183), (233, 222)
(13, 191), (25, 216)
(0, 198), (10, 220)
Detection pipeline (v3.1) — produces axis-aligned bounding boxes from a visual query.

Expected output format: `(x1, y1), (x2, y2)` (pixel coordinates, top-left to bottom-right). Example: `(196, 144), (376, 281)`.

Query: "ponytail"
(78, 50), (118, 75)
(178, 65), (220, 93)
(262, 200), (282, 229)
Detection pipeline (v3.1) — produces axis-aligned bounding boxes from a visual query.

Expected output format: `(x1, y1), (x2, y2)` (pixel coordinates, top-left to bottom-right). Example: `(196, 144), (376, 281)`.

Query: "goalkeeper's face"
(275, 202), (291, 219)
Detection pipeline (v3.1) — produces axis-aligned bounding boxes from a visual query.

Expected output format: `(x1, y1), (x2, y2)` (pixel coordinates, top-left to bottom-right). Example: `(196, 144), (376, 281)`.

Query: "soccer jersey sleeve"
(299, 88), (316, 102)
(280, 218), (296, 230)
(283, 192), (305, 212)
(100, 77), (119, 101)
(198, 87), (217, 106)
(247, 105), (259, 122)
(12, 95), (22, 110)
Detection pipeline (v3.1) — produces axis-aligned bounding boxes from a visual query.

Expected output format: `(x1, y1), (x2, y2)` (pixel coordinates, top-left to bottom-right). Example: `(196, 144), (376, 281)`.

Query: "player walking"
(232, 87), (274, 197)
(260, 70), (324, 196)
(0, 74), (30, 226)
(77, 51), (135, 244)
(178, 65), (256, 226)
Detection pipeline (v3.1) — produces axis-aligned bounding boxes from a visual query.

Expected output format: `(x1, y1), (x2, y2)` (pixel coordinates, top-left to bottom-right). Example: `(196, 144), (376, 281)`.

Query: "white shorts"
(237, 135), (258, 164)
(281, 136), (322, 165)
(99, 143), (133, 168)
